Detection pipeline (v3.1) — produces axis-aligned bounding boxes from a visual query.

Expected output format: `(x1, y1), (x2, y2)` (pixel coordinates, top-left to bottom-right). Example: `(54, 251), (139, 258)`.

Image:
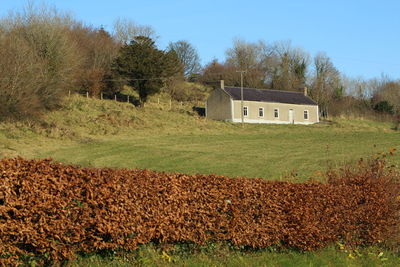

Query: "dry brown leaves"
(0, 157), (399, 265)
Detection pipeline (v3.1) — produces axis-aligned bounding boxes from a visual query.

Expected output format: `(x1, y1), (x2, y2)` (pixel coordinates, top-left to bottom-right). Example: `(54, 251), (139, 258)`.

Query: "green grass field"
(33, 128), (399, 182)
(71, 245), (399, 267)
(1, 95), (400, 266)
(1, 95), (399, 181)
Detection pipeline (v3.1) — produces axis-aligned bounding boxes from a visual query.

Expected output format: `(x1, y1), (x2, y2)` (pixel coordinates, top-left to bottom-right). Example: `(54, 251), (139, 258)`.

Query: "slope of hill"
(1, 95), (400, 266)
(0, 94), (399, 181)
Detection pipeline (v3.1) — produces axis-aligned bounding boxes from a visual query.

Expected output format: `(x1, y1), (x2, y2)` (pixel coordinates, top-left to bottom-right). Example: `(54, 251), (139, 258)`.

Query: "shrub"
(0, 156), (398, 265)
(0, 4), (82, 120)
(165, 81), (210, 102)
(374, 101), (395, 115)
(0, 3), (120, 120)
(0, 33), (44, 119)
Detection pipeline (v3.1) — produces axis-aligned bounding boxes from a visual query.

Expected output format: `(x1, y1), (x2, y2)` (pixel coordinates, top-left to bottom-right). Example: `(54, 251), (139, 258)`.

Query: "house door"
(289, 109), (294, 124)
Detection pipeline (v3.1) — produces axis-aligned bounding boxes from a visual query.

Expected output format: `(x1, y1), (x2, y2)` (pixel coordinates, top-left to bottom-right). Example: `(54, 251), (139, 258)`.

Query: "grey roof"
(223, 86), (317, 106)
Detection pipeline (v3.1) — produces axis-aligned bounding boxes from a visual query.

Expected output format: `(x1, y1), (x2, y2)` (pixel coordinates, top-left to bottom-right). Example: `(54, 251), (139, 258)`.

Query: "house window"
(243, 106), (248, 117)
(258, 107), (264, 117)
(304, 110), (309, 120)
(274, 108), (279, 118)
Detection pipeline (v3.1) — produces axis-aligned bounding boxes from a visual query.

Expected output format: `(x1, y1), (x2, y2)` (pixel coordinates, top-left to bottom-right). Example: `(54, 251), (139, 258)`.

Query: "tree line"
(200, 39), (399, 120)
(0, 3), (398, 121)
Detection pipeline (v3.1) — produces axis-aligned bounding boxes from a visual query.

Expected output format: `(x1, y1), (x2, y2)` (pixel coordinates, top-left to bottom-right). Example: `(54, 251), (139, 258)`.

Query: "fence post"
(68, 90), (71, 97)
(127, 95), (129, 103)
(86, 92), (89, 98)
(114, 95), (117, 101)
(169, 99), (172, 109)
(100, 92), (103, 100)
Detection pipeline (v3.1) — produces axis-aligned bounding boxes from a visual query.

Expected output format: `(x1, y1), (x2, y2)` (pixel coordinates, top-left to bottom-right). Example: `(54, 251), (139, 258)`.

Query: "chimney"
(220, 80), (224, 89)
(303, 86), (308, 96)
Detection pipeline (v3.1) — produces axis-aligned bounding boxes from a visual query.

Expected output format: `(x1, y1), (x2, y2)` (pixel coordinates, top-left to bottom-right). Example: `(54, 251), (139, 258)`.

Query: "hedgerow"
(0, 156), (398, 265)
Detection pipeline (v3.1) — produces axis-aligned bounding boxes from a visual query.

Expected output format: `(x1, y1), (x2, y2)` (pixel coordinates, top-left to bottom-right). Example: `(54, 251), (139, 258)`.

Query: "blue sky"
(2, 0), (400, 79)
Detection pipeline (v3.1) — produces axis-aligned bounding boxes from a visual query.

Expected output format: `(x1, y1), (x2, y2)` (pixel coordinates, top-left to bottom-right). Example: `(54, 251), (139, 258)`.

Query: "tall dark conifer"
(113, 36), (182, 104)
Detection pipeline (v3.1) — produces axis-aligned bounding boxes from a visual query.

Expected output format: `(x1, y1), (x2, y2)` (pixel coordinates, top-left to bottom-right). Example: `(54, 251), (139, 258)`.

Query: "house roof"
(222, 86), (318, 106)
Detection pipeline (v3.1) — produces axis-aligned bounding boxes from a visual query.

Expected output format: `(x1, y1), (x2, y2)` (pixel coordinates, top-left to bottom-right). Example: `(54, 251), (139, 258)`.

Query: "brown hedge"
(0, 157), (399, 265)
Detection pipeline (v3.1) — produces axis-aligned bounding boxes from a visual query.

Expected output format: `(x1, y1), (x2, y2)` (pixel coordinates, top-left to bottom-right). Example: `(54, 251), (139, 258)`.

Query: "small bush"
(165, 81), (210, 102)
(374, 101), (395, 115)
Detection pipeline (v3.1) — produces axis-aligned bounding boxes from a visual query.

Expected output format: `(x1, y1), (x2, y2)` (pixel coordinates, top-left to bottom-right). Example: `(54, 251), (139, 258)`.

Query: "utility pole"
(236, 70), (247, 127)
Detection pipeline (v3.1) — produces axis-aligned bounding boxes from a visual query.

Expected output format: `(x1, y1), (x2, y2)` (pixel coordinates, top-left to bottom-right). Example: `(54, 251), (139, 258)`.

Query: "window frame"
(243, 106), (249, 117)
(304, 110), (309, 120)
(258, 107), (264, 118)
(274, 108), (279, 119)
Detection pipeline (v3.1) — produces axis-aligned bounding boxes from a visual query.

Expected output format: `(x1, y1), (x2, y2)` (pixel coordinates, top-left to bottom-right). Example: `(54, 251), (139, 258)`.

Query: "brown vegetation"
(0, 4), (120, 120)
(1, 3), (399, 122)
(165, 80), (210, 102)
(69, 26), (119, 97)
(0, 5), (81, 119)
(0, 156), (399, 265)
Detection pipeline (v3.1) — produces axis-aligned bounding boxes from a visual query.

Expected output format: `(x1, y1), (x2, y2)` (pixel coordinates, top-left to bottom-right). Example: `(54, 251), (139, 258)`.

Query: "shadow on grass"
(101, 92), (141, 107)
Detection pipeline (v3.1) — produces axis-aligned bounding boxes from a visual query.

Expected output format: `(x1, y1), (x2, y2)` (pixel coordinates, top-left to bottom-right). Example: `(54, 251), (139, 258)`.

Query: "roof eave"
(231, 99), (318, 106)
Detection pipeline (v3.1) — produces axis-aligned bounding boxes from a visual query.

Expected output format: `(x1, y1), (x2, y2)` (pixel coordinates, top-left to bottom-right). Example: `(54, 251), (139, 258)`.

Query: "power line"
(236, 70), (247, 127)
(0, 77), (168, 82)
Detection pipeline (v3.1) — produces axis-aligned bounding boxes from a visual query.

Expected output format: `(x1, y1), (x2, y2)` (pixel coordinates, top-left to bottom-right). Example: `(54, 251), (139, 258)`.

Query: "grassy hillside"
(1, 94), (399, 181)
(1, 95), (400, 266)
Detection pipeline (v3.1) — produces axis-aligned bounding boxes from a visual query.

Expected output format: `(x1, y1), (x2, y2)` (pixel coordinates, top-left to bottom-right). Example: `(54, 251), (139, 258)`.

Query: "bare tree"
(112, 18), (156, 45)
(0, 32), (43, 119)
(225, 38), (264, 69)
(342, 76), (371, 100)
(201, 39), (310, 90)
(266, 41), (310, 91)
(290, 48), (310, 89)
(167, 40), (201, 78)
(0, 2), (83, 118)
(70, 26), (119, 96)
(224, 38), (266, 88)
(310, 52), (341, 117)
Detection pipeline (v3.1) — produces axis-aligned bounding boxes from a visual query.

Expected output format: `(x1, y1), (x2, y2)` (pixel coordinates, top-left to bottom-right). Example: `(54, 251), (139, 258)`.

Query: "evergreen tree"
(113, 36), (182, 104)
